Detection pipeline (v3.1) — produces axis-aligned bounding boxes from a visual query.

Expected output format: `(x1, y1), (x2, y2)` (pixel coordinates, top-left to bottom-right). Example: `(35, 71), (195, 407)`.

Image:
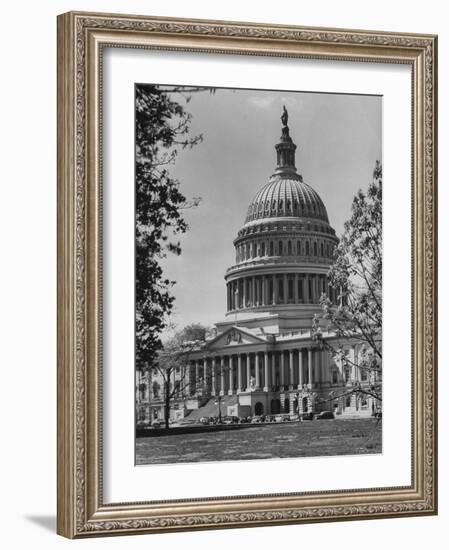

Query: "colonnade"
(235, 237), (335, 263)
(187, 348), (327, 397)
(226, 273), (336, 311)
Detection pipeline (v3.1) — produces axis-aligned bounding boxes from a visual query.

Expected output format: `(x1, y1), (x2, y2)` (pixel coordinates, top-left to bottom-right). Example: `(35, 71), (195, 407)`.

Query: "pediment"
(206, 326), (265, 350)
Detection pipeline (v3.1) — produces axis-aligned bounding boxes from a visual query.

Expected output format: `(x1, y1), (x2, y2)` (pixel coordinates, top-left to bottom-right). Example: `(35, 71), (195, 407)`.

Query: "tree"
(154, 324), (209, 429)
(135, 85), (203, 376)
(312, 161), (382, 409)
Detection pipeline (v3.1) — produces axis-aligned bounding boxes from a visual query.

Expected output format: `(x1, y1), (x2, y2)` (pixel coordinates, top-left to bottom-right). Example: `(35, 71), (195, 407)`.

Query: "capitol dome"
(224, 107), (339, 320)
(244, 174), (329, 225)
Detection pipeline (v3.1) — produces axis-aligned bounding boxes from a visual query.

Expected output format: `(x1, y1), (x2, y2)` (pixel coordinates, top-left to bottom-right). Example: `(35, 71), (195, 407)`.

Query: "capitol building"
(137, 109), (376, 424)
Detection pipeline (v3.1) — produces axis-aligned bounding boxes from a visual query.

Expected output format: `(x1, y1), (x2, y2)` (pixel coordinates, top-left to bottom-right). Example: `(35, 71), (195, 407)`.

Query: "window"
(139, 383), (146, 401)
(320, 242), (324, 256)
(261, 242), (265, 256)
(288, 240), (292, 255)
(297, 240), (301, 255)
(332, 370), (338, 384)
(305, 241), (310, 255)
(152, 381), (160, 399)
(269, 241), (274, 256)
(288, 278), (294, 300)
(298, 277), (303, 301)
(278, 279), (284, 302)
(313, 242), (317, 256)
(278, 240), (283, 255)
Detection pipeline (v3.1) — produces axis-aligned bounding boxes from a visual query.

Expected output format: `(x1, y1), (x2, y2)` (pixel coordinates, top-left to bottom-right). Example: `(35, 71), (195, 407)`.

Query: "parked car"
(251, 415), (263, 424)
(316, 411), (335, 420)
(223, 416), (239, 424)
(199, 416), (210, 424)
(151, 420), (163, 428)
(299, 412), (314, 421)
(289, 414), (299, 422)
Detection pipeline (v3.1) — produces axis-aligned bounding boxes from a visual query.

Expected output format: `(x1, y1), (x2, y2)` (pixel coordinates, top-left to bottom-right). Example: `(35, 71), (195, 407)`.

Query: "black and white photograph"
(135, 84), (383, 466)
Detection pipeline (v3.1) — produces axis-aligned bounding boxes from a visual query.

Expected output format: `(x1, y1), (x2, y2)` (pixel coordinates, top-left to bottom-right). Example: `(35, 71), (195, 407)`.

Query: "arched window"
(305, 241), (310, 255)
(269, 241), (274, 256)
(278, 241), (283, 255)
(297, 240), (301, 255)
(288, 240), (292, 255)
(261, 242), (265, 256)
(313, 242), (318, 256)
(320, 242), (324, 256)
(252, 242), (257, 258)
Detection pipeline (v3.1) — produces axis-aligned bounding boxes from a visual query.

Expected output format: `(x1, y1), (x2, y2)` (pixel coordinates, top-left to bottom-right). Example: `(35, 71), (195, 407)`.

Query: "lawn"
(136, 418), (381, 465)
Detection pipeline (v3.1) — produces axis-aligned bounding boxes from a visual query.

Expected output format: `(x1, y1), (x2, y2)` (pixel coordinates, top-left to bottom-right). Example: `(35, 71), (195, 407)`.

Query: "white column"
(298, 349), (303, 388)
(271, 352), (276, 389)
(220, 356), (225, 396)
(228, 356), (234, 395)
(289, 349), (294, 390)
(280, 352), (285, 389)
(211, 357), (216, 396)
(308, 348), (313, 387)
(246, 354), (251, 390)
(195, 360), (199, 394)
(264, 352), (270, 391)
(255, 353), (260, 389)
(237, 354), (243, 393)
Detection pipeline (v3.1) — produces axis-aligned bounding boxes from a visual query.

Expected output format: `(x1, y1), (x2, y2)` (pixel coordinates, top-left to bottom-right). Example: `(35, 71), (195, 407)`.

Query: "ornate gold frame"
(57, 11), (438, 538)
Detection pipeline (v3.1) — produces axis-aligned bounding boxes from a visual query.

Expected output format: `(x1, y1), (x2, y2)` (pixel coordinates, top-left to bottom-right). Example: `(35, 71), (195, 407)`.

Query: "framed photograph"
(57, 11), (438, 538)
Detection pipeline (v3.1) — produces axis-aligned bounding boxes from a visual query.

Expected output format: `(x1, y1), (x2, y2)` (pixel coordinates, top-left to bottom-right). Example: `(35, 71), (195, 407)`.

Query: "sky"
(146, 86), (382, 334)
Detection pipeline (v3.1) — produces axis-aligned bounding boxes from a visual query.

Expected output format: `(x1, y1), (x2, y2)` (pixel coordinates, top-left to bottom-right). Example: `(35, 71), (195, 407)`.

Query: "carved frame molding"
(57, 11), (437, 538)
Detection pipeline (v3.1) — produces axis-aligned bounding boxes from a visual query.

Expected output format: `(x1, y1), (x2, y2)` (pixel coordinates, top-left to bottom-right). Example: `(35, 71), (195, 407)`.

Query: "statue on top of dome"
(281, 105), (289, 127)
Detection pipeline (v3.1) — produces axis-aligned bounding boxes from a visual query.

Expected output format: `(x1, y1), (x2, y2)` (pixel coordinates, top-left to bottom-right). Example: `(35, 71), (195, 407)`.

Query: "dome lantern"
(275, 106), (297, 175)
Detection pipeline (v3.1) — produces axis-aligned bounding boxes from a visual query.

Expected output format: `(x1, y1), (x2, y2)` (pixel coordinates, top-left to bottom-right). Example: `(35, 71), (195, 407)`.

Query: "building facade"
(137, 110), (378, 425)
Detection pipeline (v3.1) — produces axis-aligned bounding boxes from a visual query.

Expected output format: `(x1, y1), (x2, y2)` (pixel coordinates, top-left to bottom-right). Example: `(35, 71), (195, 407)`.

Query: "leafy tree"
(135, 85), (203, 376)
(154, 324), (209, 428)
(312, 161), (382, 408)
